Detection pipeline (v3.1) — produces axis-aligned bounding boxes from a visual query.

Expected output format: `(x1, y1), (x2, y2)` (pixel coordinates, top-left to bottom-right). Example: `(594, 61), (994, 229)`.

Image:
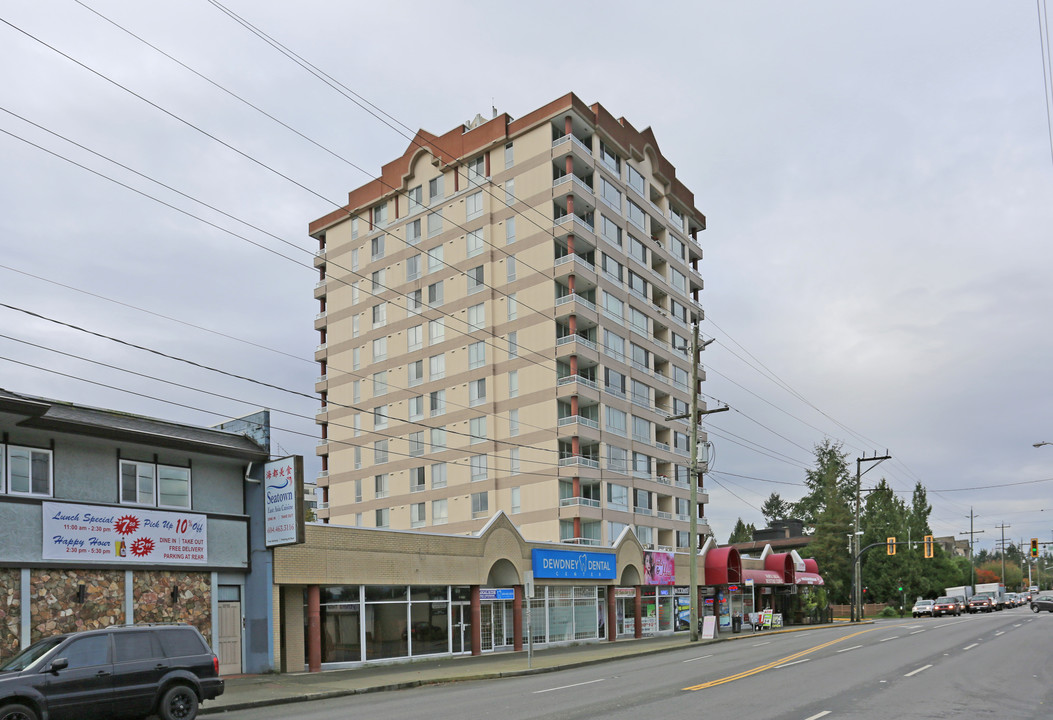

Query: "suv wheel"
(0, 705), (39, 720)
(159, 685), (199, 720)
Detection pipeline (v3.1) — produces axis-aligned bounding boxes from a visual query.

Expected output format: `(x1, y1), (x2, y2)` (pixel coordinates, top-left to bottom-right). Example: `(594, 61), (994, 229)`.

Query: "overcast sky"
(2, 1), (1051, 556)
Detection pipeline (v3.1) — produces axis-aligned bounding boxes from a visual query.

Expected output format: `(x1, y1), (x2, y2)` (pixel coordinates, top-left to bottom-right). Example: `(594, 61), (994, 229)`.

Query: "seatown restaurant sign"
(531, 548), (617, 579)
(264, 456), (305, 547)
(42, 502), (207, 564)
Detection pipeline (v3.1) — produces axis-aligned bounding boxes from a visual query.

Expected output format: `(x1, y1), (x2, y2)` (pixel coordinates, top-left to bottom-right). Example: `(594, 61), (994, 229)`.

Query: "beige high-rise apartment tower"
(309, 93), (709, 550)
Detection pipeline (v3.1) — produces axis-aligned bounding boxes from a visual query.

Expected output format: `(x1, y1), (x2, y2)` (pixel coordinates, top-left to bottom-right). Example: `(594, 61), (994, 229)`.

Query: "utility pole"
(853, 452), (891, 622)
(995, 523), (1010, 584)
(668, 324), (725, 642)
(960, 508), (983, 589)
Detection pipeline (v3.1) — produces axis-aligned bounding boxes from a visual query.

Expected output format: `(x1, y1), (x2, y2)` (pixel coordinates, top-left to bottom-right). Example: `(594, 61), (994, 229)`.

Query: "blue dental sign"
(531, 549), (617, 579)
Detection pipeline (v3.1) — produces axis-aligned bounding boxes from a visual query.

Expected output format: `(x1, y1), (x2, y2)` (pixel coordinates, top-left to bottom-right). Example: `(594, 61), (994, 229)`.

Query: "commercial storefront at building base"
(272, 515), (827, 671)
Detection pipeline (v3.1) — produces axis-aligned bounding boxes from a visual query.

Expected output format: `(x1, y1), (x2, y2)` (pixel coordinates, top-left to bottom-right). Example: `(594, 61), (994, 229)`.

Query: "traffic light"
(898, 585), (904, 592)
(887, 536), (896, 555)
(924, 535), (934, 558)
(1032, 538), (1039, 558)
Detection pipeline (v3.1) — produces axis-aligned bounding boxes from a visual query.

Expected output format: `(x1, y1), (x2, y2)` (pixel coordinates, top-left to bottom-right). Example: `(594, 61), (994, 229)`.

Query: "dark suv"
(0, 623), (223, 720)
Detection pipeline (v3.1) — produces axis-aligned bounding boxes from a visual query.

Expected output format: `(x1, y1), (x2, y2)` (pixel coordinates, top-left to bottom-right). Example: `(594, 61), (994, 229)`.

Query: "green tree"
(760, 492), (792, 526)
(792, 439), (853, 532)
(801, 443), (854, 603)
(859, 479), (908, 603)
(727, 517), (755, 544)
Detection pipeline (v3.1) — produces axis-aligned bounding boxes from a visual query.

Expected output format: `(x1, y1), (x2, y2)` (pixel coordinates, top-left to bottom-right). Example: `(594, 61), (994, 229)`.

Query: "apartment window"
(354, 447), (362, 470)
(351, 281), (360, 305)
(510, 486), (521, 513)
(605, 368), (626, 396)
(430, 389), (446, 416)
(600, 177), (621, 209)
(409, 432), (425, 457)
(375, 508), (389, 529)
(466, 228), (483, 256)
(372, 371), (388, 396)
(427, 211), (443, 237)
(352, 315), (360, 337)
(627, 199), (645, 230)
(628, 165), (645, 195)
(372, 302), (386, 328)
(351, 247), (360, 270)
(469, 378), (486, 406)
(466, 191), (483, 220)
(671, 300), (688, 324)
(673, 238), (687, 260)
(675, 432), (690, 453)
(374, 473), (389, 499)
(629, 306), (648, 334)
(428, 175), (444, 203)
(469, 341), (485, 369)
(607, 483), (629, 511)
(428, 318), (445, 344)
(673, 365), (690, 389)
(374, 440), (389, 465)
(508, 331), (518, 358)
(351, 217), (360, 239)
(507, 293), (517, 320)
(601, 253), (623, 282)
(631, 343), (649, 369)
(410, 502), (426, 528)
(371, 234), (385, 260)
(354, 478), (362, 503)
(373, 405), (388, 430)
(371, 269), (385, 293)
(406, 254), (421, 281)
(408, 185), (423, 214)
(599, 140), (621, 173)
(504, 178), (515, 205)
(504, 142), (514, 169)
(408, 324), (423, 351)
(635, 525), (653, 547)
(3, 446), (51, 497)
(429, 353), (445, 380)
(677, 530), (691, 549)
(372, 336), (387, 361)
(430, 427), (447, 451)
(600, 215), (622, 247)
(119, 460), (154, 505)
(670, 268), (687, 294)
(432, 498), (448, 525)
(506, 255), (516, 282)
(607, 445), (628, 473)
(431, 462), (447, 489)
(630, 235), (647, 264)
(427, 281), (444, 307)
(406, 218), (422, 246)
(508, 409), (520, 436)
(373, 202), (388, 227)
(508, 370), (519, 397)
(676, 465), (690, 487)
(628, 271), (647, 297)
(408, 360), (424, 387)
(470, 454), (487, 481)
(633, 452), (651, 476)
(505, 217), (516, 244)
(467, 265), (484, 293)
(409, 395), (424, 421)
(604, 330), (626, 360)
(353, 413), (362, 437)
(471, 491), (489, 517)
(353, 346), (361, 369)
(470, 417), (487, 443)
(467, 304), (485, 332)
(509, 448), (521, 474)
(352, 380), (361, 403)
(427, 245), (444, 273)
(467, 155), (486, 184)
(605, 407), (627, 436)
(609, 521), (629, 542)
(602, 291), (623, 320)
(672, 332), (689, 356)
(670, 206), (685, 231)
(632, 416), (651, 442)
(631, 380), (650, 405)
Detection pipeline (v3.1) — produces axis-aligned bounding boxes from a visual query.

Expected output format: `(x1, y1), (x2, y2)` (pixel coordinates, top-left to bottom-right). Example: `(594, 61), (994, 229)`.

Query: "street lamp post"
(1035, 442), (1052, 448)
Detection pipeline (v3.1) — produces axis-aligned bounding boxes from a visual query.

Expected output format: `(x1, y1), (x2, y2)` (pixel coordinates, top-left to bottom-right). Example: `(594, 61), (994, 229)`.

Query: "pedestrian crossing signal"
(887, 537), (896, 555)
(924, 535), (934, 558)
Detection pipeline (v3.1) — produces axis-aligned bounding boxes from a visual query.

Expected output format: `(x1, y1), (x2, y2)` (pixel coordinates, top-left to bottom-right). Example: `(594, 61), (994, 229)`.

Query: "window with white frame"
(409, 395), (424, 421)
(605, 407), (627, 436)
(410, 502), (426, 528)
(466, 191), (483, 220)
(371, 234), (385, 260)
(508, 370), (518, 397)
(430, 427), (446, 451)
(353, 478), (362, 502)
(409, 432), (425, 457)
(466, 228), (483, 256)
(353, 413), (362, 437)
(467, 304), (485, 332)
(429, 175), (444, 203)
(510, 486), (521, 513)
(607, 444), (628, 472)
(375, 508), (389, 528)
(506, 255), (516, 282)
(429, 353), (445, 380)
(470, 454), (487, 481)
(373, 202), (388, 227)
(7, 445), (53, 497)
(351, 247), (359, 270)
(467, 155), (486, 184)
(431, 462), (447, 488)
(430, 389), (445, 416)
(505, 217), (515, 244)
(407, 289), (423, 315)
(508, 409), (519, 436)
(427, 211), (443, 237)
(371, 269), (385, 293)
(632, 415), (651, 442)
(427, 281), (443, 307)
(627, 199), (645, 230)
(372, 302), (386, 328)
(602, 291), (623, 320)
(600, 215), (622, 247)
(507, 293), (517, 320)
(408, 360), (424, 387)
(407, 218), (422, 246)
(505, 178), (515, 205)
(507, 331), (518, 358)
(607, 483), (629, 511)
(352, 380), (361, 403)
(428, 318), (445, 344)
(352, 315), (360, 338)
(469, 378), (486, 406)
(354, 447), (362, 470)
(374, 440), (389, 464)
(604, 330), (625, 360)
(408, 185), (423, 214)
(406, 253), (421, 280)
(426, 245), (444, 273)
(471, 491), (488, 517)
(469, 341), (485, 369)
(627, 165), (645, 195)
(351, 281), (360, 305)
(373, 405), (388, 430)
(408, 324), (423, 351)
(374, 473), (389, 498)
(504, 142), (514, 169)
(467, 265), (484, 293)
(509, 448), (520, 475)
(372, 371), (387, 396)
(432, 498), (448, 524)
(372, 336), (387, 361)
(351, 217), (360, 240)
(470, 417), (487, 443)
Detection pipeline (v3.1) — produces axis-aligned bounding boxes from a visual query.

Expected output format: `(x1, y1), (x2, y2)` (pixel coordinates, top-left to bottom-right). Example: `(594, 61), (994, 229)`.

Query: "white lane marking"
(1013, 624), (1022, 628)
(933, 618), (970, 628)
(836, 644), (863, 653)
(909, 630), (926, 635)
(752, 641), (771, 647)
(804, 712), (832, 720)
(905, 624), (922, 629)
(963, 643), (979, 650)
(533, 678), (604, 694)
(776, 658), (811, 669)
(880, 636), (899, 642)
(682, 654), (713, 663)
(995, 631), (1005, 636)
(904, 664), (932, 677)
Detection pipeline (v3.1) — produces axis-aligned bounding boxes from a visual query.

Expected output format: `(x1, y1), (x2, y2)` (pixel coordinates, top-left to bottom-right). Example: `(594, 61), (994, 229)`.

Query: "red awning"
(796, 572), (824, 586)
(704, 547), (742, 585)
(765, 553), (795, 584)
(742, 568), (785, 585)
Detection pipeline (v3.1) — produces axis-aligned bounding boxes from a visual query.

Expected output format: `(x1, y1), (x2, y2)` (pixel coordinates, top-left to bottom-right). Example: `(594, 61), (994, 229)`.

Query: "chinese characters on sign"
(42, 502), (208, 564)
(264, 456), (304, 547)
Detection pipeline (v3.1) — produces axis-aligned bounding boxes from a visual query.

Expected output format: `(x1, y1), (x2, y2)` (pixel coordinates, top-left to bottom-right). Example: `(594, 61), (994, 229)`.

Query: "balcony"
(559, 497), (602, 508)
(633, 506), (655, 517)
(315, 470), (329, 487)
(552, 132), (594, 158)
(554, 212), (595, 235)
(313, 279), (327, 299)
(313, 248), (326, 269)
(557, 415), (600, 431)
(557, 374), (600, 394)
(560, 536), (602, 547)
(559, 456), (600, 469)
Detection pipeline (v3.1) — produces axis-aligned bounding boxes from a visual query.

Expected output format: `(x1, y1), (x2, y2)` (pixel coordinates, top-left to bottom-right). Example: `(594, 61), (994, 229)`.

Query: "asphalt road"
(215, 608), (1053, 720)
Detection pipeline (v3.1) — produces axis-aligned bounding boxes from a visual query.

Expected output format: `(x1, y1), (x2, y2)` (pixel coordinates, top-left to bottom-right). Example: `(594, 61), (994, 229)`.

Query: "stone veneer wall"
(29, 569), (124, 643)
(0, 569), (21, 661)
(133, 571), (212, 645)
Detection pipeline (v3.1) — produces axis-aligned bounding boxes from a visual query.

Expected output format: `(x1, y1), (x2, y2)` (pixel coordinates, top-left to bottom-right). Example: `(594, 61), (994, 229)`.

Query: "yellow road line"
(682, 628), (876, 691)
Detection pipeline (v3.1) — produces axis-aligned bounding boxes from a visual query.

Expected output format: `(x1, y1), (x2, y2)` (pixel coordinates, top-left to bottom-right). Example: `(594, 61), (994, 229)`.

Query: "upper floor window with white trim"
(429, 175), (444, 204)
(466, 229), (484, 257)
(599, 140), (621, 174)
(5, 445), (53, 497)
(120, 459), (190, 509)
(466, 191), (484, 221)
(407, 185), (423, 214)
(373, 202), (388, 227)
(627, 165), (645, 195)
(504, 142), (514, 169)
(371, 235), (385, 261)
(467, 156), (486, 185)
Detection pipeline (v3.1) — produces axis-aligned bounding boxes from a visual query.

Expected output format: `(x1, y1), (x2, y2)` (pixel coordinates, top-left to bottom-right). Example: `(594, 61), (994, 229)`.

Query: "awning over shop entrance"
(765, 552), (795, 584)
(742, 568), (785, 585)
(704, 547), (742, 585)
(796, 572), (824, 585)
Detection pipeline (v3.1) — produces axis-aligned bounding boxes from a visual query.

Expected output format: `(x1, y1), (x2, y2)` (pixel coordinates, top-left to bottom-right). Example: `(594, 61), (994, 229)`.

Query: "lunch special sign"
(42, 502), (208, 564)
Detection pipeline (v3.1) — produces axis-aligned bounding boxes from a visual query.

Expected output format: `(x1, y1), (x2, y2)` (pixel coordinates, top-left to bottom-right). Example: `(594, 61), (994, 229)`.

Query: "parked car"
(1031, 594), (1053, 613)
(912, 599), (934, 617)
(0, 623), (222, 720)
(968, 593), (995, 613)
(931, 596), (960, 617)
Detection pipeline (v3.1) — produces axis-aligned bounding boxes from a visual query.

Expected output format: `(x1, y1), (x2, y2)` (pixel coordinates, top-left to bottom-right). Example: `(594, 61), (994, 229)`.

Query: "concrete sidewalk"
(202, 621), (856, 714)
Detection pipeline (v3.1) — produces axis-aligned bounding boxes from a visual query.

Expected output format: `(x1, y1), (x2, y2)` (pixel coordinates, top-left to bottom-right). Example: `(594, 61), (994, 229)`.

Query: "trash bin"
(732, 615), (742, 633)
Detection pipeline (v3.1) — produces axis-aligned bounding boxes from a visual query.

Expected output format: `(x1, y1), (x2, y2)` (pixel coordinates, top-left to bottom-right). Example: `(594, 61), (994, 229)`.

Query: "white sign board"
(42, 502), (207, 564)
(701, 615), (718, 639)
(265, 456), (304, 547)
